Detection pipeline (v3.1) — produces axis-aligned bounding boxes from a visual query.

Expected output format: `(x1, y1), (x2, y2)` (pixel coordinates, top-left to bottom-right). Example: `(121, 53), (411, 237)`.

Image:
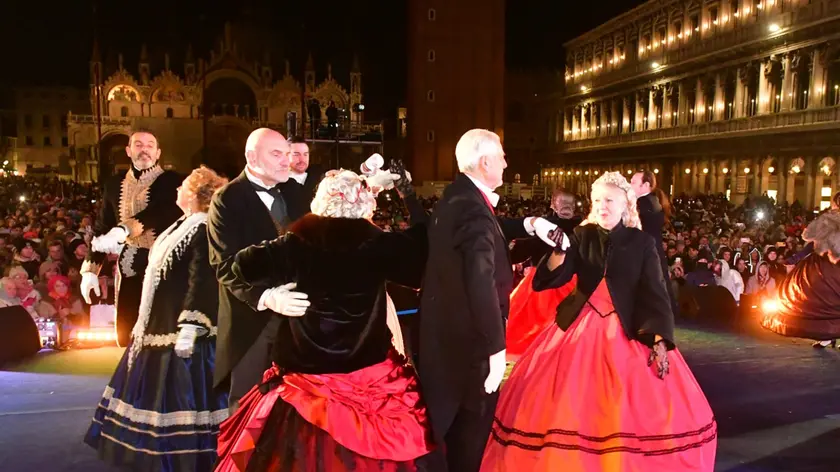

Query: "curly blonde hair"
(183, 166), (228, 212)
(311, 169), (376, 219)
(803, 210), (840, 264)
(586, 171), (642, 230)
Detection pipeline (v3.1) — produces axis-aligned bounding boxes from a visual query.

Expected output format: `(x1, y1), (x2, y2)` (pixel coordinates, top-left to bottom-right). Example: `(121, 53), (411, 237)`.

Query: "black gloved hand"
(389, 159), (415, 198)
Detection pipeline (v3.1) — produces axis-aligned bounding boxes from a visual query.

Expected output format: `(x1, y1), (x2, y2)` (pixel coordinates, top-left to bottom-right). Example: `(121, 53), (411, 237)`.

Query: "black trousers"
(228, 315), (281, 413)
(443, 384), (499, 471)
(114, 275), (143, 348)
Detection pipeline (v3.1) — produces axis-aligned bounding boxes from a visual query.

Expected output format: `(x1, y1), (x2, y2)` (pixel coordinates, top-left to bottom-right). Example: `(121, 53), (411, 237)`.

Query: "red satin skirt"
(482, 280), (717, 472)
(506, 269), (575, 361)
(216, 352), (436, 472)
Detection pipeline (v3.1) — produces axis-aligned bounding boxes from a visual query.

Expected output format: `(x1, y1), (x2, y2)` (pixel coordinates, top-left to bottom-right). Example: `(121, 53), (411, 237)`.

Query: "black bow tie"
(250, 182), (288, 223)
(250, 181), (283, 196)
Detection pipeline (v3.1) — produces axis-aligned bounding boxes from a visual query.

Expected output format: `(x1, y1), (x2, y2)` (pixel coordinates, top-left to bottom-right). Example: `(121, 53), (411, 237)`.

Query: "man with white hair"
(208, 128), (312, 411)
(418, 128), (563, 472)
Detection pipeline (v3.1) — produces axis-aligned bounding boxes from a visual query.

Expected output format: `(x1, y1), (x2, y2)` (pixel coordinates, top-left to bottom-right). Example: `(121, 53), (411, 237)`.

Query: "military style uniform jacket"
(81, 165), (183, 280)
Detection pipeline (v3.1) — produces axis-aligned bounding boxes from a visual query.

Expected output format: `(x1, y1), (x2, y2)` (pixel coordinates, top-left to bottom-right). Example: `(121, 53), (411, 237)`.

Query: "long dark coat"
(417, 174), (529, 442)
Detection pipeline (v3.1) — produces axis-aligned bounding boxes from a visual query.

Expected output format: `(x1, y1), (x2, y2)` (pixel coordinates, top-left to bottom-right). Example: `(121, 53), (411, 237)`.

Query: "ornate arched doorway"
(204, 77), (258, 119)
(203, 118), (252, 179)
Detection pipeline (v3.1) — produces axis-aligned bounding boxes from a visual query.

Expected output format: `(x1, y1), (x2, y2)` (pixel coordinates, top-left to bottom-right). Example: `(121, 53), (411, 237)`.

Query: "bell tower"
(350, 54), (363, 124)
(138, 43), (150, 85)
(304, 52), (316, 95)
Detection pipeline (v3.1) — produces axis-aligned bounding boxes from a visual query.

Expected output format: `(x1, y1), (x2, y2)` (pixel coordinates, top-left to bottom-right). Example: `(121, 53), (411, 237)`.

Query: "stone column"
(714, 72), (725, 120)
(804, 157), (816, 210)
(695, 77), (705, 122)
(562, 109), (569, 141)
(648, 88), (657, 130)
(636, 90), (646, 131)
(610, 99), (618, 136)
(678, 80), (688, 125)
(599, 101), (608, 136)
(690, 161), (699, 194)
(758, 59), (771, 114)
(734, 67), (747, 118)
(572, 107), (580, 139)
(809, 46), (828, 108)
(780, 53), (794, 112)
(775, 157), (786, 204)
(622, 96), (631, 133)
(662, 84), (674, 128)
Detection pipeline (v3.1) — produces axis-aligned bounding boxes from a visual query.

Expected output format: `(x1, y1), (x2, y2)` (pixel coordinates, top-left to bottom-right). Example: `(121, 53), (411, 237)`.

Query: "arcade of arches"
(542, 156), (839, 210)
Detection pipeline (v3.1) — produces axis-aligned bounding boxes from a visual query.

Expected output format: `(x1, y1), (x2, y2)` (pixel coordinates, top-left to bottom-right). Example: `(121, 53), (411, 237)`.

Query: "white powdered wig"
(587, 171), (642, 230)
(310, 169), (377, 219)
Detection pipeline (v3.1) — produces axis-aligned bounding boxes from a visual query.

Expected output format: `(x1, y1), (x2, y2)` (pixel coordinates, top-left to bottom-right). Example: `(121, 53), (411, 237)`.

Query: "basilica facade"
(545, 0), (840, 209)
(69, 23), (380, 181)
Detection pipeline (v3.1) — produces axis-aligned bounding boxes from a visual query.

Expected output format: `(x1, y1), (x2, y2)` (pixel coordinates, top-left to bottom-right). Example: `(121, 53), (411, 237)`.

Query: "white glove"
(263, 282), (311, 317)
(92, 227), (128, 253)
(531, 217), (571, 251)
(485, 349), (507, 394)
(80, 272), (101, 304)
(365, 169), (401, 193)
(174, 324), (203, 358)
(360, 153), (385, 176)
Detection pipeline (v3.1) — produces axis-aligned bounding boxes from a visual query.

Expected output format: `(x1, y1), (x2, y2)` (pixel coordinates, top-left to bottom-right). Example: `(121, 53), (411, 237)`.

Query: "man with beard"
(279, 135), (323, 220)
(79, 129), (183, 346)
(208, 128), (311, 412)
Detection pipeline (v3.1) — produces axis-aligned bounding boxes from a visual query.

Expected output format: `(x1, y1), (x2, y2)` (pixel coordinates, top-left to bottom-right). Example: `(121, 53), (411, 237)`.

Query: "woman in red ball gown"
(505, 268), (575, 361)
(215, 167), (439, 472)
(481, 171), (717, 472)
(505, 188), (580, 360)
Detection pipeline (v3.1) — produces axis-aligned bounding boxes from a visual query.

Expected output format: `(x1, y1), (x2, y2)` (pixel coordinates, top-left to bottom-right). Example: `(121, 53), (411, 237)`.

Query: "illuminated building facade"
(67, 22), (380, 182)
(548, 0), (840, 209)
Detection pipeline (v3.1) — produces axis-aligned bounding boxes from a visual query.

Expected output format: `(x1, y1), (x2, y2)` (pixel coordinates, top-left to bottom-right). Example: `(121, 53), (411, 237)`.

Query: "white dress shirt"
(245, 167), (276, 213)
(290, 172), (308, 185)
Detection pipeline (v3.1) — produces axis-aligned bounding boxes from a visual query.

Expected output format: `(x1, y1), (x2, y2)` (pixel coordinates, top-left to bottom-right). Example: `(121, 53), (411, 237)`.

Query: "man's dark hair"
(638, 170), (657, 190)
(287, 135), (307, 145)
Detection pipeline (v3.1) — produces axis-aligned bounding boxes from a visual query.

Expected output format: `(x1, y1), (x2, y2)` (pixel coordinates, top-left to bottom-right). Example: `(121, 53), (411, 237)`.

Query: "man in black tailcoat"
(631, 170), (678, 315)
(418, 129), (561, 472)
(80, 129), (182, 347)
(207, 128), (311, 411)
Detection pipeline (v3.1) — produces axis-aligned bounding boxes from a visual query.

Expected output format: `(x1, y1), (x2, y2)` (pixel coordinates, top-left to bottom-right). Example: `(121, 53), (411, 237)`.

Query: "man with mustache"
(80, 129), (183, 346)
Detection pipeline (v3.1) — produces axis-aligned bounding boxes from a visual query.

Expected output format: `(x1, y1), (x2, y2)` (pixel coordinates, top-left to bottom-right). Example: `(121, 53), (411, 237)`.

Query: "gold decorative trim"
(119, 165), (164, 249)
(81, 260), (102, 276)
(121, 217), (145, 238)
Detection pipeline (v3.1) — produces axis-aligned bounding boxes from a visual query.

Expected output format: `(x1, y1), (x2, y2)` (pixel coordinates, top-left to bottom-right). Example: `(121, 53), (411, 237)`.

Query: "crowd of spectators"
(0, 176), (113, 326)
(1, 172), (832, 328)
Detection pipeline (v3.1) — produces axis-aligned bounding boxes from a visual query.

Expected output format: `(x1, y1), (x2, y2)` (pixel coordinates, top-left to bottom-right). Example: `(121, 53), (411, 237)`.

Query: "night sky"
(2, 0), (647, 119)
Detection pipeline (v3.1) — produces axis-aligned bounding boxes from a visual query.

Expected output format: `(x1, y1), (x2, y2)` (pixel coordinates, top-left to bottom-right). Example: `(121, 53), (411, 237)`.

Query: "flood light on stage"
(75, 330), (116, 342)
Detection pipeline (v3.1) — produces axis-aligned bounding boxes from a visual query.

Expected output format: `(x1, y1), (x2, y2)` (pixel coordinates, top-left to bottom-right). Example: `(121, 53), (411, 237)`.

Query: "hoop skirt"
(84, 338), (230, 471)
(505, 269), (575, 360)
(216, 351), (437, 472)
(482, 280), (717, 471)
